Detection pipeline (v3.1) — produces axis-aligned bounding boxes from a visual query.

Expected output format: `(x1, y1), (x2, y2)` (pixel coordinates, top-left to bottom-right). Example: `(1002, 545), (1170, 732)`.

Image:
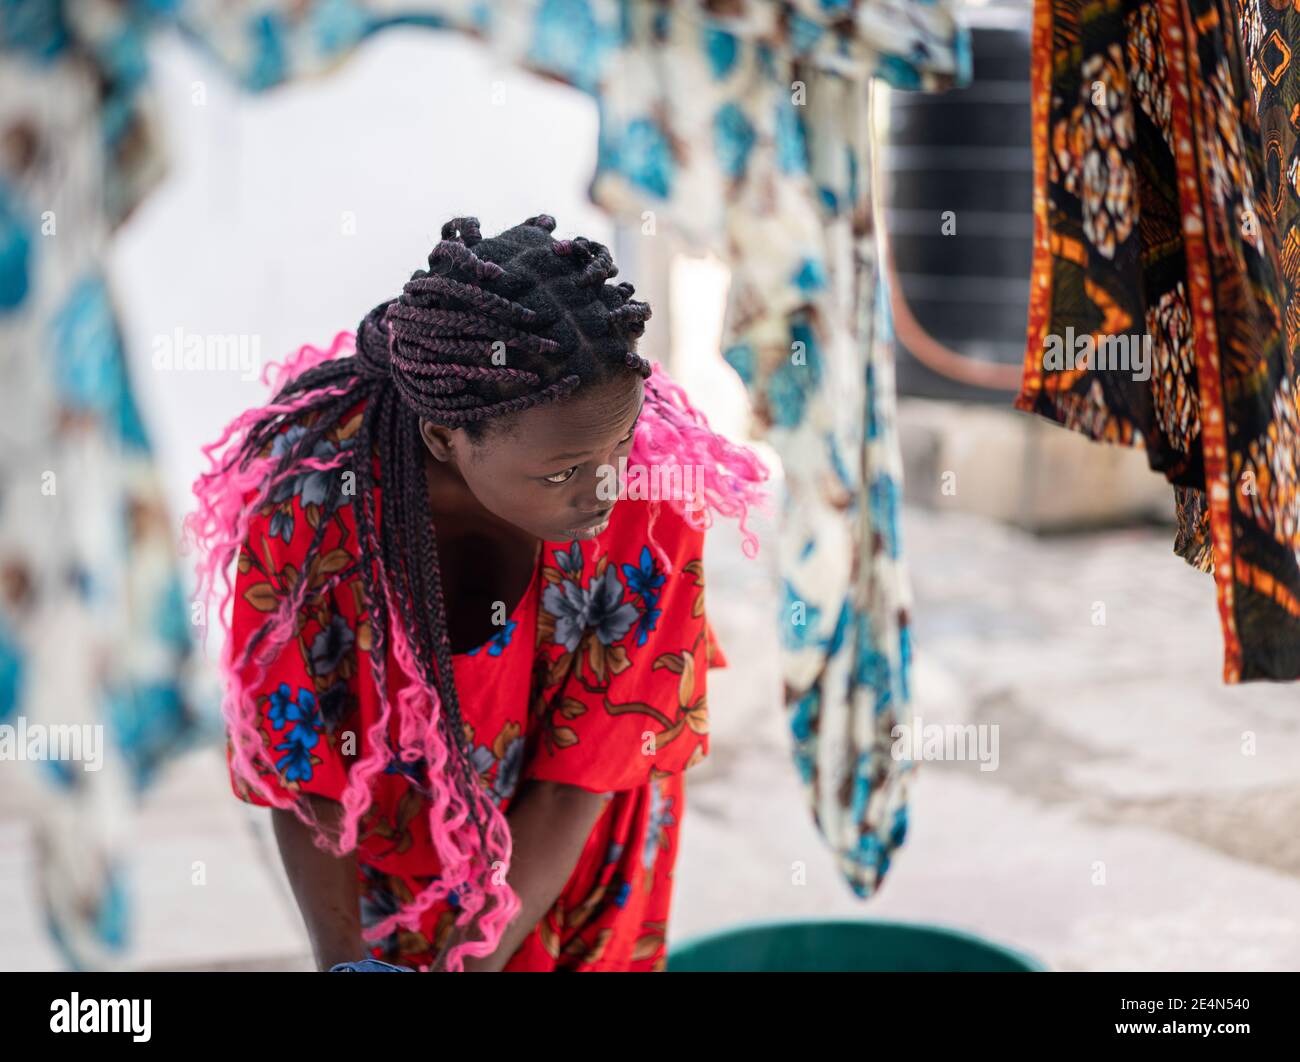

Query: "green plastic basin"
(666, 918), (1048, 972)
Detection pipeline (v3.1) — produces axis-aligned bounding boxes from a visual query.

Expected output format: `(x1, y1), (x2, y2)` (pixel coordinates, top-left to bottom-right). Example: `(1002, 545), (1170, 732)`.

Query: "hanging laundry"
(0, 21), (213, 970)
(1017, 0), (1300, 682)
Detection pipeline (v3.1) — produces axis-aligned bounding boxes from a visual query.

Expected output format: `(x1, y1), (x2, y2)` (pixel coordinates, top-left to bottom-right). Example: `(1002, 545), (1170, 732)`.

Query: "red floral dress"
(224, 402), (725, 971)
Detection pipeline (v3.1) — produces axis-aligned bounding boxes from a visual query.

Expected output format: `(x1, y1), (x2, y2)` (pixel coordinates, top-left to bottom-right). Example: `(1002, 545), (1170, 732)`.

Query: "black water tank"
(884, 3), (1033, 403)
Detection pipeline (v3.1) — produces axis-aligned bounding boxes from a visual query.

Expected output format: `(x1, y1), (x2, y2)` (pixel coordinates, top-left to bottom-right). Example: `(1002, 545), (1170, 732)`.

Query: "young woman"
(187, 215), (767, 972)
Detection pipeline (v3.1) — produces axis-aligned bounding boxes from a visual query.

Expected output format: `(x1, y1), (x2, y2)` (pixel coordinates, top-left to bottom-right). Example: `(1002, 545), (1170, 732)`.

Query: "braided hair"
(188, 214), (766, 973)
(363, 215), (652, 432)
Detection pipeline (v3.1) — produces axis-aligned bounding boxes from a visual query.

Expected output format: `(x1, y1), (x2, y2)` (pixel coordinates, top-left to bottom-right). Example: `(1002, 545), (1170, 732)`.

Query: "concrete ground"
(6, 480), (1300, 971)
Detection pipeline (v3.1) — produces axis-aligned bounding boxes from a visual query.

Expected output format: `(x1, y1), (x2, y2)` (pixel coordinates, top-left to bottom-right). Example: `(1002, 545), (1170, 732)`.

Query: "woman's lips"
(565, 512), (612, 537)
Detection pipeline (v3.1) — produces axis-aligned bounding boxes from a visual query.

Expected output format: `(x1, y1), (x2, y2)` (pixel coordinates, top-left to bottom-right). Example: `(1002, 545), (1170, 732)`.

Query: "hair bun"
(439, 215), (483, 246)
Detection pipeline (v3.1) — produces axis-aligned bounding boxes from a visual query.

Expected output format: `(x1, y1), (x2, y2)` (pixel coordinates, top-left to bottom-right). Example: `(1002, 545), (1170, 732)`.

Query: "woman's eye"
(543, 466), (578, 484)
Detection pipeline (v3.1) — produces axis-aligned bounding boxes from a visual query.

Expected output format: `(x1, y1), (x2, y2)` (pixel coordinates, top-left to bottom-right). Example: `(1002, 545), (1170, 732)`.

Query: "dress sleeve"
(525, 504), (716, 794)
(225, 489), (363, 808)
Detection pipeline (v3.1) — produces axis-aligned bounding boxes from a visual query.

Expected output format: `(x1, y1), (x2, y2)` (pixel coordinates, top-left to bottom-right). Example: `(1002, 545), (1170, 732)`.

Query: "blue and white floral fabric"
(0, 15), (213, 970)
(1, 0), (967, 966)
(585, 4), (962, 898)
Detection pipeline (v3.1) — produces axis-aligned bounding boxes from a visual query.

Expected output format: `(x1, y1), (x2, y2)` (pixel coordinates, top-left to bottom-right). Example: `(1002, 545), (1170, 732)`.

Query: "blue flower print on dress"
(310, 612), (355, 675)
(266, 426), (352, 542)
(542, 578), (589, 653)
(464, 618), (516, 657)
(467, 731), (525, 806)
(266, 684), (324, 784)
(642, 780), (675, 870)
(588, 566), (638, 645)
(330, 958), (414, 972)
(554, 541), (583, 576)
(491, 735), (525, 802)
(469, 744), (498, 776)
(275, 730), (321, 784)
(268, 683), (299, 729)
(383, 742), (430, 796)
(358, 863), (404, 953)
(621, 546), (665, 646)
(542, 558), (638, 653)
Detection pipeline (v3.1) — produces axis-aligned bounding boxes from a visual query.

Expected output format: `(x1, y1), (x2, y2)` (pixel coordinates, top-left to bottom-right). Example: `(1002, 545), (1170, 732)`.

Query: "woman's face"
(420, 373), (645, 543)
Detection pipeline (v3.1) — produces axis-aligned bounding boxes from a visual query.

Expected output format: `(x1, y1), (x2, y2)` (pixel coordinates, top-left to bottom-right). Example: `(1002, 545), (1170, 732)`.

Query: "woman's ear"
(419, 419), (456, 463)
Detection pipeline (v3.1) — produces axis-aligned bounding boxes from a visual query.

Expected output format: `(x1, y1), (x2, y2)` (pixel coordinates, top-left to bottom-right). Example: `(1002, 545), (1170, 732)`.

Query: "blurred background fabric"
(0, 8), (216, 971)
(0, 0), (967, 967)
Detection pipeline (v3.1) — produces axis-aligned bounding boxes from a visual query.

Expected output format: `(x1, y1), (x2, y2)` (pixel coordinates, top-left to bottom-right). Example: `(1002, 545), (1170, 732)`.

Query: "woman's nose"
(577, 462), (621, 509)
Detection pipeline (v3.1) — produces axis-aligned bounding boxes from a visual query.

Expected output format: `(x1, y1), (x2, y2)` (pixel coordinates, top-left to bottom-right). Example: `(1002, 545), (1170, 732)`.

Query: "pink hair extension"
(357, 593), (521, 971)
(631, 361), (772, 569)
(188, 331), (521, 970)
(183, 332), (361, 640)
(184, 388), (353, 655)
(185, 333), (372, 824)
(262, 330), (356, 392)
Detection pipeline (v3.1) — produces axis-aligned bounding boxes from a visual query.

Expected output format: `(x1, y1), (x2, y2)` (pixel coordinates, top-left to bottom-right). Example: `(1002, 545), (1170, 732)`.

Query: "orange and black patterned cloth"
(1018, 0), (1300, 681)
